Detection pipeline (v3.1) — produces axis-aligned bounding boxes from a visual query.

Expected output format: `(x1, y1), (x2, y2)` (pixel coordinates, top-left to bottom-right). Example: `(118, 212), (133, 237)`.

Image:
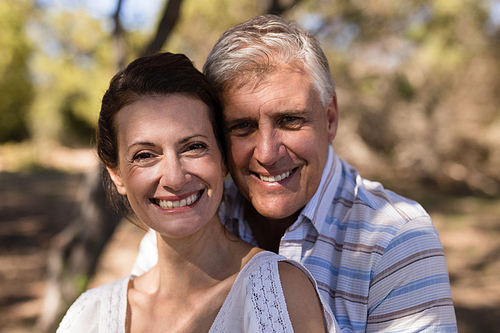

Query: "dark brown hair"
(97, 52), (225, 219)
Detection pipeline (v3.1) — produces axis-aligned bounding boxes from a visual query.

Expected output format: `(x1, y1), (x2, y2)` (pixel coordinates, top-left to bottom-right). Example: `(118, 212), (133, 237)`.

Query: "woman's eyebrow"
(178, 134), (210, 144)
(127, 141), (155, 152)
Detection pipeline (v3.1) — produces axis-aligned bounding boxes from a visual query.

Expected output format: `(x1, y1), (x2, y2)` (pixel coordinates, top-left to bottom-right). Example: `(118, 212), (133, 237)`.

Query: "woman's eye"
(185, 143), (207, 152)
(133, 152), (154, 161)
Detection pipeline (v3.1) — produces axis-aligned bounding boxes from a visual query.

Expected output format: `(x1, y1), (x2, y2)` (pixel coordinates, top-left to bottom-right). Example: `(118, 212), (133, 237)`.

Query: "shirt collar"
(227, 145), (342, 243)
(289, 145), (341, 233)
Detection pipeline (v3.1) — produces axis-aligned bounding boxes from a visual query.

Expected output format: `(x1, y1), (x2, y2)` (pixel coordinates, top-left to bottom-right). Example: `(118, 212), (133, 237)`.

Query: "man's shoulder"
(335, 159), (430, 225)
(219, 180), (241, 219)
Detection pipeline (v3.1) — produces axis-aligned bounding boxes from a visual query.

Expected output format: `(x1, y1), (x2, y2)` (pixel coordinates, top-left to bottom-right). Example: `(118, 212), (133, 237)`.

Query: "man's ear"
(107, 166), (127, 196)
(325, 93), (339, 143)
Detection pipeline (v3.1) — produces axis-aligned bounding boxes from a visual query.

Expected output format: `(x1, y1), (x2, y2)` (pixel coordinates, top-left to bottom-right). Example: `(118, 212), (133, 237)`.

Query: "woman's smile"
(150, 189), (204, 210)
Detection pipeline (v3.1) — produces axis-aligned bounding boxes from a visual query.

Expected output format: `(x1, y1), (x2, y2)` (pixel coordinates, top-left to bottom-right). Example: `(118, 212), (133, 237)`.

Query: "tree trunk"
(142, 0), (183, 56)
(36, 166), (121, 332)
(266, 0), (303, 15)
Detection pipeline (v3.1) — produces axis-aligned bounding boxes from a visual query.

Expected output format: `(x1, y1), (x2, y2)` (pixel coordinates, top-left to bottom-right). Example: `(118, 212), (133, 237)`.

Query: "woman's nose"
(158, 157), (189, 191)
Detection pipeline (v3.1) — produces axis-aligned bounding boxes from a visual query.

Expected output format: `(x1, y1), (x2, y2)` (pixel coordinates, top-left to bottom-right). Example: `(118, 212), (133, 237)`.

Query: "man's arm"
(130, 228), (158, 276)
(366, 217), (457, 332)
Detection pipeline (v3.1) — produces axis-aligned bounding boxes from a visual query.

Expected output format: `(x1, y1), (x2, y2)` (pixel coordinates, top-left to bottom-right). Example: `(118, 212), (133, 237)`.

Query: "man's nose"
(253, 129), (284, 166)
(158, 156), (189, 191)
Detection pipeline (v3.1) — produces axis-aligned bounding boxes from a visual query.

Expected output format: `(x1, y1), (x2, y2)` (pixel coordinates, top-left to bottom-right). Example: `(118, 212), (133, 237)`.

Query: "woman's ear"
(107, 166), (127, 196)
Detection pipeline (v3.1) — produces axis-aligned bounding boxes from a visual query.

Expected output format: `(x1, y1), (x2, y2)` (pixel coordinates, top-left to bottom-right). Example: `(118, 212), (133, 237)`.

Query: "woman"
(57, 52), (338, 332)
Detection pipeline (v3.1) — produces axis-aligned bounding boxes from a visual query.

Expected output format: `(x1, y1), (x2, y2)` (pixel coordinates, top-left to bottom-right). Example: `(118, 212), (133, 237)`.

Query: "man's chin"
(252, 200), (303, 224)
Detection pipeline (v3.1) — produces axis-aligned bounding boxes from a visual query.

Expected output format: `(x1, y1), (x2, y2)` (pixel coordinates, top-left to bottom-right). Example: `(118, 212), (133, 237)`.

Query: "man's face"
(222, 64), (338, 221)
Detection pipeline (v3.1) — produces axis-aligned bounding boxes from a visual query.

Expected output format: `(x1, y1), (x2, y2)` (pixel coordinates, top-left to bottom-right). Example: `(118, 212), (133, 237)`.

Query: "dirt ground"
(0, 168), (499, 333)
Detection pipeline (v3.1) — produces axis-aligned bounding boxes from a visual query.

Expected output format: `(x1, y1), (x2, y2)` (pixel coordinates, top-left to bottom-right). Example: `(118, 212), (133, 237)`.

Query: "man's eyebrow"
(224, 116), (255, 126)
(225, 109), (308, 122)
(274, 109), (309, 117)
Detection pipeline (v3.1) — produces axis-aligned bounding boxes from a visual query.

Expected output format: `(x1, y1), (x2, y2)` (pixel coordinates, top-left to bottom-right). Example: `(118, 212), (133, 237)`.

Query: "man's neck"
(244, 203), (300, 253)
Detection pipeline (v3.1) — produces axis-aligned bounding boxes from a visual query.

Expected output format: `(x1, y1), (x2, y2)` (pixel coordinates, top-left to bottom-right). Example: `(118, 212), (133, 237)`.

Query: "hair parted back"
(97, 52), (224, 220)
(203, 14), (335, 106)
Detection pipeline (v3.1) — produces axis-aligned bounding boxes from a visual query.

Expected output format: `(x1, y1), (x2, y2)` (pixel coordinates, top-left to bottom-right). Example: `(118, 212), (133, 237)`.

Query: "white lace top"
(57, 251), (338, 332)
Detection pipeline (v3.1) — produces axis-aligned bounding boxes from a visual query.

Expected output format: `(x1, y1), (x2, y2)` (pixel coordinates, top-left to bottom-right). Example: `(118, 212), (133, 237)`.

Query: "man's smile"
(255, 168), (297, 183)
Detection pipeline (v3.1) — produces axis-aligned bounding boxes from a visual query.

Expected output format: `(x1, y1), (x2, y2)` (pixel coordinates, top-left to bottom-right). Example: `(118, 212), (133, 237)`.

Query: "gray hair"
(203, 14), (335, 106)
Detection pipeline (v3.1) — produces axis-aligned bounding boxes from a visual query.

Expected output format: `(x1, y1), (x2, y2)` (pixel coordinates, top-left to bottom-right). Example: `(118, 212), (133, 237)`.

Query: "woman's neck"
(135, 216), (256, 296)
(126, 217), (260, 333)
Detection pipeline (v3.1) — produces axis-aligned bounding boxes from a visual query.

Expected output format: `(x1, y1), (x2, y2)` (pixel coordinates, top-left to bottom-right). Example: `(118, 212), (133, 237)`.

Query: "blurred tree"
(0, 0), (34, 143)
(28, 8), (117, 147)
(157, 0), (305, 68)
(286, 0), (500, 195)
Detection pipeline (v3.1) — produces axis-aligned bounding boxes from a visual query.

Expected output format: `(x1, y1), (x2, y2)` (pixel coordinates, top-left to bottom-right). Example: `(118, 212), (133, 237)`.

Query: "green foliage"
(0, 0), (34, 142)
(28, 8), (117, 146)
(288, 0), (500, 194)
(167, 0), (266, 66)
(396, 74), (414, 100)
(1, 0), (498, 193)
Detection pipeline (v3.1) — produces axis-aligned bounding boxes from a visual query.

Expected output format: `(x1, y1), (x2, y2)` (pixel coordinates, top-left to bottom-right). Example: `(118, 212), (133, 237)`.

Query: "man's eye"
(279, 116), (302, 128)
(228, 122), (255, 135)
(233, 123), (251, 129)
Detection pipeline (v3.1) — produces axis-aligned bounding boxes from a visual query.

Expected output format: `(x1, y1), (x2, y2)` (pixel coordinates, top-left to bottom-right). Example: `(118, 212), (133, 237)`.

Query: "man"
(132, 15), (457, 332)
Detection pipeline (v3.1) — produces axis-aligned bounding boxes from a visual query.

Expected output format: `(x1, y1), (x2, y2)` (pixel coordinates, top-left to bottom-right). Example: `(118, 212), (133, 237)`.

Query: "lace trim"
(250, 259), (290, 333)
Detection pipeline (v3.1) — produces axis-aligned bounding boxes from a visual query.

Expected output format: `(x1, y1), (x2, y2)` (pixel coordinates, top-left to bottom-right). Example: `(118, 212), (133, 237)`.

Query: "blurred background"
(0, 0), (499, 332)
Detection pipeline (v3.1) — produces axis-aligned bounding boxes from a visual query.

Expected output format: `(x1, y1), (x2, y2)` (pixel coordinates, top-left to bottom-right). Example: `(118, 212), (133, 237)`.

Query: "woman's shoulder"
(241, 251), (316, 297)
(242, 251), (313, 280)
(243, 252), (338, 332)
(56, 276), (131, 333)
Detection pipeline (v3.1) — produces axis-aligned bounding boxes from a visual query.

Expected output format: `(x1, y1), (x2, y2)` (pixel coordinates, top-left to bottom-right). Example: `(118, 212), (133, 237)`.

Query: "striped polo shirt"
(221, 145), (457, 332)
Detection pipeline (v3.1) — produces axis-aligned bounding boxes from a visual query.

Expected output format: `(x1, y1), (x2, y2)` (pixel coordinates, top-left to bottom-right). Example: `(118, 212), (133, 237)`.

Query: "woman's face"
(108, 94), (226, 239)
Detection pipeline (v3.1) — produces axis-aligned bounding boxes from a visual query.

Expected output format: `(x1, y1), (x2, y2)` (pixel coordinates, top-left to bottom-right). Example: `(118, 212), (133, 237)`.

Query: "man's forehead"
(223, 61), (308, 91)
(224, 70), (312, 104)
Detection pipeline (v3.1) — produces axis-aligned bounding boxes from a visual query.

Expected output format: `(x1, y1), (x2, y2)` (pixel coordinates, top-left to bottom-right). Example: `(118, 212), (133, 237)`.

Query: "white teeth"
(259, 170), (291, 183)
(157, 192), (200, 209)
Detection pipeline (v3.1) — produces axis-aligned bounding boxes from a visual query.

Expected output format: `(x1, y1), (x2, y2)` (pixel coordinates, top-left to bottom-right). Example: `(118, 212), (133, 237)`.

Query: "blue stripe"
(302, 256), (340, 276)
(368, 274), (451, 313)
(375, 323), (458, 333)
(303, 256), (373, 281)
(385, 227), (439, 252)
(335, 315), (366, 332)
(325, 215), (401, 236)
